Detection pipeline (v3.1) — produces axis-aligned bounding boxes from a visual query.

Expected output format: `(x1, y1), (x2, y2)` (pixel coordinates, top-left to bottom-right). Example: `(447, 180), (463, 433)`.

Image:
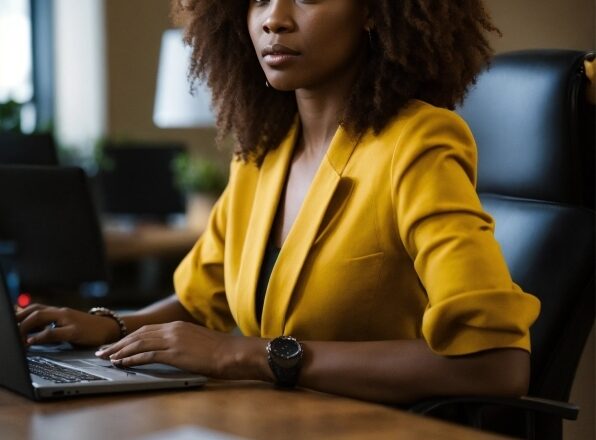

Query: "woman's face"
(247, 0), (368, 92)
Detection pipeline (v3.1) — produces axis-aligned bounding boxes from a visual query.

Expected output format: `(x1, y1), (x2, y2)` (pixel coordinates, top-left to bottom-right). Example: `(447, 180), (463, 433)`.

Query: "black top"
(255, 240), (281, 324)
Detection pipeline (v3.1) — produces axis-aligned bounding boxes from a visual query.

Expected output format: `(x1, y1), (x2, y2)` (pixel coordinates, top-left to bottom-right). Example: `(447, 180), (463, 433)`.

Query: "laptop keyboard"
(28, 356), (107, 383)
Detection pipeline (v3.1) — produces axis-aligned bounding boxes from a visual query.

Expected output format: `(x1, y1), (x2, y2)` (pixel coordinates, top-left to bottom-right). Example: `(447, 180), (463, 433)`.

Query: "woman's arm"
(99, 325), (529, 404)
(16, 294), (199, 346)
(299, 340), (529, 403)
(228, 340), (530, 403)
(225, 338), (530, 404)
(121, 294), (199, 334)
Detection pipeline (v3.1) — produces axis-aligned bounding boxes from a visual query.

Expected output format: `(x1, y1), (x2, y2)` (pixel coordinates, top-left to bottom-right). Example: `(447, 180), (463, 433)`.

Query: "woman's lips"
(262, 43), (300, 67)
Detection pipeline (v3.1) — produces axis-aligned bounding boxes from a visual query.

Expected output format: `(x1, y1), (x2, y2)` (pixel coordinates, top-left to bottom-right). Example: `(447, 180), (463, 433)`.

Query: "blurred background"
(0, 1), (593, 438)
(1, 0), (594, 171)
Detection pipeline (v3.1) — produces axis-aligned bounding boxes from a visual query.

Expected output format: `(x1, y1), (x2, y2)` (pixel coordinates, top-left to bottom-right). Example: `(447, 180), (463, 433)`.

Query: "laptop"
(0, 268), (207, 400)
(0, 166), (207, 399)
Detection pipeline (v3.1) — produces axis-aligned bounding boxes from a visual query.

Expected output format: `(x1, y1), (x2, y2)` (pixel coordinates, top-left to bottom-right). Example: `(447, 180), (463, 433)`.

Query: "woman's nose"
(262, 1), (295, 34)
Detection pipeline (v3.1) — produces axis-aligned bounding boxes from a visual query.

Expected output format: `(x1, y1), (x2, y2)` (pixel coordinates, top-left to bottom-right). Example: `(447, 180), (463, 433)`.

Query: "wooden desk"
(0, 381), (510, 440)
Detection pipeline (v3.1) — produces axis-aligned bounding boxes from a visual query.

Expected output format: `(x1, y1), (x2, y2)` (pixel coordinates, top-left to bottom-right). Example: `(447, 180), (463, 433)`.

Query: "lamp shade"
(153, 29), (215, 128)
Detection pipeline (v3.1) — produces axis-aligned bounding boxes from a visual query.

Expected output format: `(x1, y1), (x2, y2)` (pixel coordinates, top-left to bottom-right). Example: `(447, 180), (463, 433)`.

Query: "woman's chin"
(267, 81), (297, 92)
(264, 73), (304, 92)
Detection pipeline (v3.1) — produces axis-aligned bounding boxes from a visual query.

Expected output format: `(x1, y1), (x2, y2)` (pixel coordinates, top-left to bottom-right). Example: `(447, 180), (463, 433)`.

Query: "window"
(0, 0), (54, 132)
(0, 0), (33, 103)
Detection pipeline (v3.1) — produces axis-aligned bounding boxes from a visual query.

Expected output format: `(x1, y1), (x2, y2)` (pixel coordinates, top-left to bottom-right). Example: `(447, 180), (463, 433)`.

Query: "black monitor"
(0, 166), (108, 296)
(0, 133), (59, 166)
(97, 143), (186, 220)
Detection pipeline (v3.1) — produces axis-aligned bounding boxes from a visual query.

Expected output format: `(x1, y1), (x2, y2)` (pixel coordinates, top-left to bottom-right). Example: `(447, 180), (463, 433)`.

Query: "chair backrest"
(457, 50), (595, 402)
(0, 166), (108, 296)
(0, 133), (59, 166)
(97, 143), (186, 220)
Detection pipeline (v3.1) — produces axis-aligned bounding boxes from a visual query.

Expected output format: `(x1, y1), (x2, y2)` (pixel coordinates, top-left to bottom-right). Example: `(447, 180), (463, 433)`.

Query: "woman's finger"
(108, 338), (167, 362)
(18, 308), (63, 339)
(96, 327), (166, 358)
(26, 325), (74, 345)
(15, 303), (48, 321)
(113, 350), (168, 368)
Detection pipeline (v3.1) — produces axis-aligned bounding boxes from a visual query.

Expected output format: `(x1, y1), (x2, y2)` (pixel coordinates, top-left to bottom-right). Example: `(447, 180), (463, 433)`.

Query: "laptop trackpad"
(80, 358), (197, 378)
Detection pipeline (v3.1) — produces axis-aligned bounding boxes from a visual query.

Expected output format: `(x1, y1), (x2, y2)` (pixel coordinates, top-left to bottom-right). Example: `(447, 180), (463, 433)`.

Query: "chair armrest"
(409, 395), (579, 421)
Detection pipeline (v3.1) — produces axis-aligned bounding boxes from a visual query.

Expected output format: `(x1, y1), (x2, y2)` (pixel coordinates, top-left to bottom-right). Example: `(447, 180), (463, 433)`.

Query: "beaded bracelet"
(88, 307), (128, 339)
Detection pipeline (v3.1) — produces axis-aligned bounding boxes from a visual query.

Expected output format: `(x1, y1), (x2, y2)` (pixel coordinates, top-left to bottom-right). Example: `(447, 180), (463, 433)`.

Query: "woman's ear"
(585, 56), (595, 105)
(362, 2), (374, 31)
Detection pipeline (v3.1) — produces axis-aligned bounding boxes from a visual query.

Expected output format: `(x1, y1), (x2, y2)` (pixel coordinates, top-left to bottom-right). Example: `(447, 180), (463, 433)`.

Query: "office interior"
(0, 0), (593, 439)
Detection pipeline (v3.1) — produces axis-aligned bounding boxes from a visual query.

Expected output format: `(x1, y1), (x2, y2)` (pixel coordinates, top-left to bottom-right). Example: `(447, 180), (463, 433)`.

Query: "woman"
(17, 0), (540, 403)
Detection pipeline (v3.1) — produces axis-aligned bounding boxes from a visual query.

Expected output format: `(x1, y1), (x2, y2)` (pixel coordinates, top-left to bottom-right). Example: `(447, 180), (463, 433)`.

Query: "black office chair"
(409, 50), (595, 440)
(96, 142), (186, 221)
(0, 166), (108, 297)
(0, 132), (59, 166)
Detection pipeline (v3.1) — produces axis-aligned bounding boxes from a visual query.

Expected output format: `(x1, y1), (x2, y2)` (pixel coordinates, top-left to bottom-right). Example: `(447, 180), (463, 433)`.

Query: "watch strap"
(267, 353), (302, 388)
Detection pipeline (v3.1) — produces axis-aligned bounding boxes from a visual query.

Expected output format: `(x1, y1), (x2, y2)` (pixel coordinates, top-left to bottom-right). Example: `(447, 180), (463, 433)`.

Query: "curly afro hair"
(172, 0), (500, 165)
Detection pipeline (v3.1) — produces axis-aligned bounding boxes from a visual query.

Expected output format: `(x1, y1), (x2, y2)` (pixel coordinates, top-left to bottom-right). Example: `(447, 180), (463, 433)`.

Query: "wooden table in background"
(103, 223), (201, 262)
(101, 198), (214, 262)
(0, 381), (511, 440)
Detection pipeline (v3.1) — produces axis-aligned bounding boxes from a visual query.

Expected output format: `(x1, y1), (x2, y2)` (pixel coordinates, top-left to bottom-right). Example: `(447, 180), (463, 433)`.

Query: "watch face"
(271, 337), (301, 360)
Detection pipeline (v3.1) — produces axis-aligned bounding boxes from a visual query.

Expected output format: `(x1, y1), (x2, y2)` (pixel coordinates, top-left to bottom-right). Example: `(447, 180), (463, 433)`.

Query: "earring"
(367, 28), (374, 48)
(265, 80), (271, 88)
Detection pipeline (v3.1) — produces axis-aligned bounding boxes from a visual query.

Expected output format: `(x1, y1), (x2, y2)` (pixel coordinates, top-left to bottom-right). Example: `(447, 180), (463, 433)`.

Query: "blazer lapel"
(234, 123), (299, 336)
(261, 125), (359, 337)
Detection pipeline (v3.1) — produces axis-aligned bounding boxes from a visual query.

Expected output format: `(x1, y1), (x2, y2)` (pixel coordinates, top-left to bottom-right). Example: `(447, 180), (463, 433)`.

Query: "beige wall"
(103, 0), (595, 162)
(104, 0), (226, 164)
(103, 3), (594, 438)
(486, 0), (595, 52)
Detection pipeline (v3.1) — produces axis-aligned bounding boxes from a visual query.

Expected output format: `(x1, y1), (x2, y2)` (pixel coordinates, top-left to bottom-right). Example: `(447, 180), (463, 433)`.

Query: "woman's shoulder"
(383, 99), (472, 137)
(374, 100), (476, 157)
(373, 100), (477, 174)
(226, 155), (260, 186)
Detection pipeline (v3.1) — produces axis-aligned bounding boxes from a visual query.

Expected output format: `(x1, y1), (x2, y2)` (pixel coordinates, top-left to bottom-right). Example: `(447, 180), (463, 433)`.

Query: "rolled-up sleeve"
(391, 107), (540, 355)
(174, 185), (236, 332)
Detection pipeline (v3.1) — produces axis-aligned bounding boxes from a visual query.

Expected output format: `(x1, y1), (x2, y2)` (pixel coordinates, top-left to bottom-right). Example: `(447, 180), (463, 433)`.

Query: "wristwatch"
(266, 336), (303, 388)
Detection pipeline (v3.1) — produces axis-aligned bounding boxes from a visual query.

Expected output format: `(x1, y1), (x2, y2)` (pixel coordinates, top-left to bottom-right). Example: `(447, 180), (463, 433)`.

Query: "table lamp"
(153, 28), (215, 128)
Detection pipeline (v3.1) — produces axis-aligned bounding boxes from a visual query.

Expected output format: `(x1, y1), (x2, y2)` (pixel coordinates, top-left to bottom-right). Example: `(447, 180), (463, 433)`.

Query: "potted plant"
(171, 153), (228, 230)
(0, 100), (22, 133)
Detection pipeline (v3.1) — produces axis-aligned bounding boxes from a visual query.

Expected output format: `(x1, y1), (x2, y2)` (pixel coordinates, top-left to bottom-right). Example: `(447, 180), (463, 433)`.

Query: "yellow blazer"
(174, 100), (540, 356)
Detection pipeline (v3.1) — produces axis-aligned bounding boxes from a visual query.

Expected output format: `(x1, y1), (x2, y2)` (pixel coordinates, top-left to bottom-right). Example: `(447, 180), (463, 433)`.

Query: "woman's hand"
(96, 321), (271, 380)
(96, 321), (231, 377)
(16, 304), (121, 347)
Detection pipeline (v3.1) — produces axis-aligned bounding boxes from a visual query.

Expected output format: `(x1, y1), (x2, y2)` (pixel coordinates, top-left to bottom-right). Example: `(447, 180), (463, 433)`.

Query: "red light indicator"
(17, 293), (31, 308)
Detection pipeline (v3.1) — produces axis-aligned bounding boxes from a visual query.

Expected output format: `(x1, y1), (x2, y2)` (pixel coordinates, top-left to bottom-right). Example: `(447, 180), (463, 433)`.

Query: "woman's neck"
(294, 55), (363, 158)
(294, 96), (341, 159)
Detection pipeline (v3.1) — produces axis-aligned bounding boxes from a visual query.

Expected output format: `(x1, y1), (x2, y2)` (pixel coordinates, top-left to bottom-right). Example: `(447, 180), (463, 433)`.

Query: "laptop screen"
(0, 166), (108, 296)
(0, 268), (35, 399)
